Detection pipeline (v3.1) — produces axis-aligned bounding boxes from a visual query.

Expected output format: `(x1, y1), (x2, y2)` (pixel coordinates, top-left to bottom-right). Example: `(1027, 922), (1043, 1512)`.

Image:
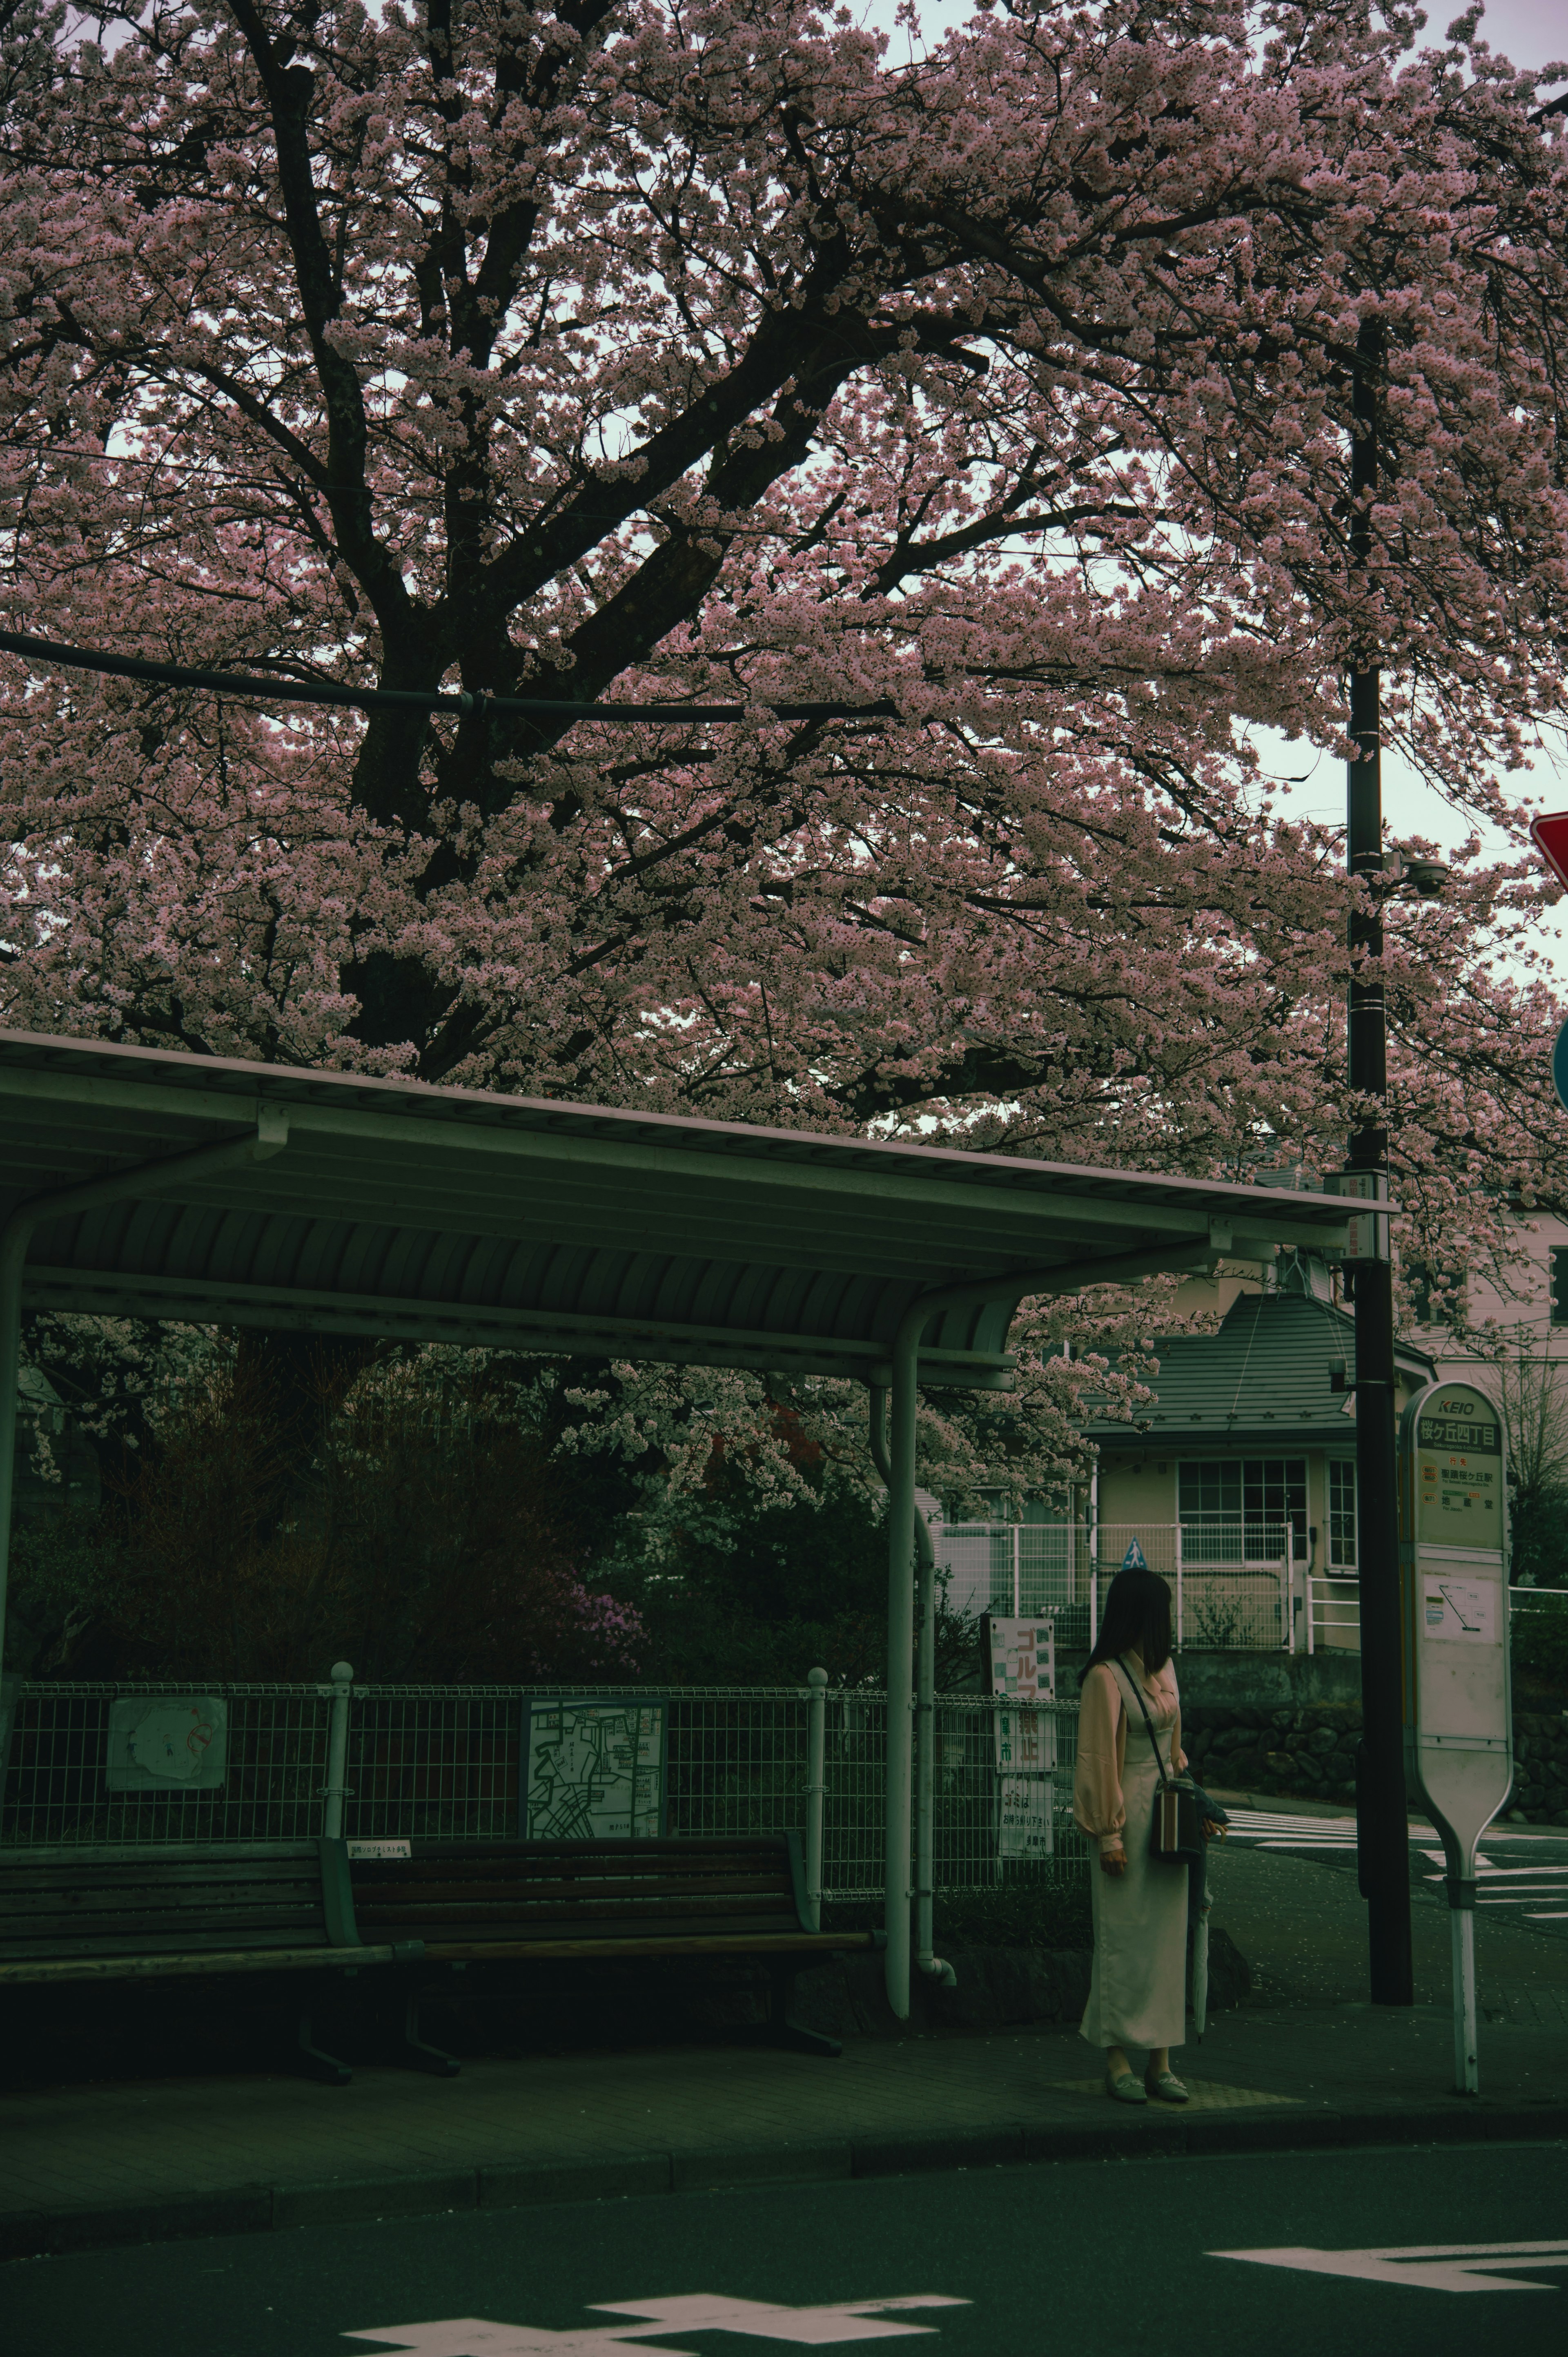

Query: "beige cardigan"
(1072, 1656), (1185, 1857)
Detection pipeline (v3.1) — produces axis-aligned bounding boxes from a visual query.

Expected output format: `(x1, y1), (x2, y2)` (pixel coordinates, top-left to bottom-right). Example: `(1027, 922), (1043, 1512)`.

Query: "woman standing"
(1072, 1566), (1191, 2105)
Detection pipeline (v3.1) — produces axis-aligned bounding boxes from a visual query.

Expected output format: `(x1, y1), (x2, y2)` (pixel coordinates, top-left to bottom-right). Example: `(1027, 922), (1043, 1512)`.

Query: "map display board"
(983, 1617), (1057, 1862)
(520, 1699), (666, 1841)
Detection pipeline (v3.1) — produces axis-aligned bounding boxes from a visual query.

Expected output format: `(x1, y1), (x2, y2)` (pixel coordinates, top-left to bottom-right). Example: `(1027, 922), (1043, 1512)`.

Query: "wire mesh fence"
(0, 1682), (332, 1853)
(0, 1678), (1084, 1898)
(935, 1519), (1294, 1650)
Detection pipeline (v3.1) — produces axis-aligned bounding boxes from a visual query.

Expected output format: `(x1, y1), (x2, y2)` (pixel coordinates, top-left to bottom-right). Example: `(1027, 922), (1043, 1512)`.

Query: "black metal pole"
(1347, 318), (1414, 2006)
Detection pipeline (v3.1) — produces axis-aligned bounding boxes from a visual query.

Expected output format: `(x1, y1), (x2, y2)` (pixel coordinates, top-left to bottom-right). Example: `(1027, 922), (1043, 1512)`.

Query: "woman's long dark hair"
(1078, 1567), (1173, 1685)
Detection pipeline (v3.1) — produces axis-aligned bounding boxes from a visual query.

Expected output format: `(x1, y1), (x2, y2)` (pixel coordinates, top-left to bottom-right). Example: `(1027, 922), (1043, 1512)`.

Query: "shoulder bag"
(1116, 1657), (1205, 1866)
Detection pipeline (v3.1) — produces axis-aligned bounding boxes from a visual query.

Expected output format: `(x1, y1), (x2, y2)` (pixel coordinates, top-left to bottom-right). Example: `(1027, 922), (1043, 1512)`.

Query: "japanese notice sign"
(984, 1617), (1057, 1862)
(1414, 1394), (1503, 1545)
(984, 1616), (1056, 1703)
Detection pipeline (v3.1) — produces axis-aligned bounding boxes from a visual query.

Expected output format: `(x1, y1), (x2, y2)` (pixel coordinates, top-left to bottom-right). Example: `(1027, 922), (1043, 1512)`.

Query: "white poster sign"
(985, 1619), (1057, 1862)
(1421, 1577), (1499, 1645)
(104, 1696), (227, 1791)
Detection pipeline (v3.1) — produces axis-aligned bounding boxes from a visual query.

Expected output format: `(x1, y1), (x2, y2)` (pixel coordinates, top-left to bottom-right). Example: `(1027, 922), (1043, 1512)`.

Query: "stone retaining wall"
(1181, 1700), (1568, 1825)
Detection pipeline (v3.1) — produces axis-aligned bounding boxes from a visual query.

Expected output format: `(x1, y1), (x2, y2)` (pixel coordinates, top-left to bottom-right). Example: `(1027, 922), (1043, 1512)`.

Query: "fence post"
(1174, 1522), (1184, 1652)
(805, 1668), (827, 1931)
(322, 1660), (354, 1841)
(1089, 1568), (1098, 1648)
(1012, 1525), (1021, 1618)
(1281, 1558), (1292, 1654)
(1306, 1572), (1316, 1657)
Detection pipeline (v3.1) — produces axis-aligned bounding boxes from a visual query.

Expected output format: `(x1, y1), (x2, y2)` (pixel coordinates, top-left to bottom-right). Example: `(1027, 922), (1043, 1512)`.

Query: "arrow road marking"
(1211, 2241), (1568, 2293)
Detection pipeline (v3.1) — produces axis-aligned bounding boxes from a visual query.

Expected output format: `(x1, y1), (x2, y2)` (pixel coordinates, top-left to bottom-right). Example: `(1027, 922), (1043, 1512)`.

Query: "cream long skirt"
(1079, 1739), (1188, 2051)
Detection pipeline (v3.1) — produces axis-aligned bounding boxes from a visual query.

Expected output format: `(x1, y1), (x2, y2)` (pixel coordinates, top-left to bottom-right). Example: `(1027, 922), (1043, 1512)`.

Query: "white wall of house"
(1412, 1212), (1568, 1378)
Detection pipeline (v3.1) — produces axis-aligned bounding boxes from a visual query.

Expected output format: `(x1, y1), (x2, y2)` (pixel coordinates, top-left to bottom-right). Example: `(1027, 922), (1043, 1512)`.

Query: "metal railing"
(0, 1674), (1085, 1903)
(1306, 1575), (1363, 1652)
(936, 1519), (1296, 1650)
(1300, 1580), (1568, 1656)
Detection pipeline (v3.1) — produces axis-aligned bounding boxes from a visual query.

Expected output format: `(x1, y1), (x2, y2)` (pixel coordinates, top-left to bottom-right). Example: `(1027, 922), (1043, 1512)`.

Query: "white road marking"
(345, 2324), (690, 2356)
(1212, 2240), (1568, 2294)
(593, 2296), (969, 2344)
(344, 2294), (970, 2356)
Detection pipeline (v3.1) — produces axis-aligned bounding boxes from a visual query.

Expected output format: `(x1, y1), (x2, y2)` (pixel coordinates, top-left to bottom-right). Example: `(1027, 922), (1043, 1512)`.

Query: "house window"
(1406, 1259), (1466, 1325)
(1551, 1248), (1568, 1328)
(1180, 1458), (1309, 1561)
(1328, 1460), (1357, 1572)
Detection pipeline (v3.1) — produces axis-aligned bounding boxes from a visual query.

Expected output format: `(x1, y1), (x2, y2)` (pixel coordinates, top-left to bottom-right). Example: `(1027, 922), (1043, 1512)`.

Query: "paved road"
(6, 2143), (1566, 2357)
(1221, 1807), (1568, 1940)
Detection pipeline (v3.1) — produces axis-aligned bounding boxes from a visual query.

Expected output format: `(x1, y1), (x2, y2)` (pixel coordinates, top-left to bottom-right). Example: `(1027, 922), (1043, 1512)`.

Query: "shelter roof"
(0, 1030), (1352, 1388)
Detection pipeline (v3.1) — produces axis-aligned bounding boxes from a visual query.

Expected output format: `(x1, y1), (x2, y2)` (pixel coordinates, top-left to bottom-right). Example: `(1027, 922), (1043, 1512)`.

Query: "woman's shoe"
(1145, 2067), (1189, 2104)
(1105, 2068), (1147, 2104)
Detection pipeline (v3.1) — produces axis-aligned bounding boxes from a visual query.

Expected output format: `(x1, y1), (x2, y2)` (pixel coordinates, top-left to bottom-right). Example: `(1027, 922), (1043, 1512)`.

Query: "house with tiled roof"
(1085, 1255), (1436, 1650)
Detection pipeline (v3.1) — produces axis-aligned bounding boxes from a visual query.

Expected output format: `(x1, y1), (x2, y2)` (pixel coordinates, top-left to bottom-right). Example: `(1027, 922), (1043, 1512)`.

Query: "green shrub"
(1512, 1604), (1568, 1686)
(934, 1867), (1093, 1952)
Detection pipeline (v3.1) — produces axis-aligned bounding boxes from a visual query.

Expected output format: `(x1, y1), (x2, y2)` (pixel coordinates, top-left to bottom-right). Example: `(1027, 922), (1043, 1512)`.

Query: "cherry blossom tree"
(2, 0), (1568, 1341)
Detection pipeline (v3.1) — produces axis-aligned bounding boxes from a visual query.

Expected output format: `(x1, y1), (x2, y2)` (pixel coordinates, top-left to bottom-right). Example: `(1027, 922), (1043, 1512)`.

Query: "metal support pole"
(322, 1661), (355, 1841)
(1175, 1521), (1184, 1653)
(1346, 315), (1414, 2007)
(1012, 1525), (1020, 1619)
(868, 1236), (1219, 2021)
(884, 1331), (919, 2018)
(0, 1247), (20, 1684)
(1448, 1864), (1479, 2096)
(805, 1667), (827, 1931)
(916, 1499), (938, 1979)
(0, 1114), (290, 1677)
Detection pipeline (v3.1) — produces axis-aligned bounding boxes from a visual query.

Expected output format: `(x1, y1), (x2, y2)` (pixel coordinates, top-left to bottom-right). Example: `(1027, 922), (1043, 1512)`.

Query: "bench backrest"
(349, 1833), (811, 1946)
(0, 1840), (356, 1962)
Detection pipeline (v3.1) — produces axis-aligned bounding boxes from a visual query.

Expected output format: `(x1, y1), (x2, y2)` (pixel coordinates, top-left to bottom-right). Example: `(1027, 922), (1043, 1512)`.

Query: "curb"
(5, 2100), (1567, 2262)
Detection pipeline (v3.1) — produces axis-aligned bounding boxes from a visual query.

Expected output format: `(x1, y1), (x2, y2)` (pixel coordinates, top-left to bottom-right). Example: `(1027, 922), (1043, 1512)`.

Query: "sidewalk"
(4, 1994), (1566, 2264)
(8, 1834), (1567, 2266)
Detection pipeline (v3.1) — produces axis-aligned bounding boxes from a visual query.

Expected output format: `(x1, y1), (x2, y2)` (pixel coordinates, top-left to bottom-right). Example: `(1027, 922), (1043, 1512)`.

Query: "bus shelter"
(0, 1029), (1351, 2014)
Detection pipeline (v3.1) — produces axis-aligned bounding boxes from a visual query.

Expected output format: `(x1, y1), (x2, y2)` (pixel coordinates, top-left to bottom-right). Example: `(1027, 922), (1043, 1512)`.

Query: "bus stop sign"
(1399, 1379), (1512, 2095)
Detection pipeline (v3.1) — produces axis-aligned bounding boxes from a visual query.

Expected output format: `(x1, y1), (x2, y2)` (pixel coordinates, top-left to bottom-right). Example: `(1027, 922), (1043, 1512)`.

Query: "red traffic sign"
(1530, 811), (1568, 888)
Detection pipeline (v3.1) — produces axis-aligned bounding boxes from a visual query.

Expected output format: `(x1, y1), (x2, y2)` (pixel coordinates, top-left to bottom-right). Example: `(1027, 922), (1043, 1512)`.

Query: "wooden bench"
(0, 1839), (420, 2083)
(349, 1831), (874, 2069)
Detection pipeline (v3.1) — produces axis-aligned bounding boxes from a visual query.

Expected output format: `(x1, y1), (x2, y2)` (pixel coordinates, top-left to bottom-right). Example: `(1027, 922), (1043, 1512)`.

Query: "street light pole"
(1346, 317), (1414, 2007)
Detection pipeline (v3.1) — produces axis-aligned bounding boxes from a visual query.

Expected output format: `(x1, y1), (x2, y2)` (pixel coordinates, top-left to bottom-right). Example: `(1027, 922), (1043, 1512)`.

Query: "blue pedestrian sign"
(1554, 1015), (1568, 1113)
(1122, 1539), (1149, 1571)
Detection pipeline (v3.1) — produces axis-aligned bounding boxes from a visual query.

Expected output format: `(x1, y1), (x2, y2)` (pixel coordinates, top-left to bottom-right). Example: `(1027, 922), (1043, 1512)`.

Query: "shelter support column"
(883, 1331), (919, 2019)
(0, 1234), (22, 1684)
(873, 1234), (1222, 2023)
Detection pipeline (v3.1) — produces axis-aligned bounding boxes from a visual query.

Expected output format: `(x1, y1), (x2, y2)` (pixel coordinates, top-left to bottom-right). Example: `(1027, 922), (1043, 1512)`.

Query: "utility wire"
(0, 627), (900, 727)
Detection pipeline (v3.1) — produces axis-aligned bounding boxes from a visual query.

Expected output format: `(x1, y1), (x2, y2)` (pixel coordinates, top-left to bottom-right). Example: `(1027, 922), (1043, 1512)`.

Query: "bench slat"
(0, 1942), (410, 1985)
(353, 1871), (791, 1909)
(421, 1930), (873, 1962)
